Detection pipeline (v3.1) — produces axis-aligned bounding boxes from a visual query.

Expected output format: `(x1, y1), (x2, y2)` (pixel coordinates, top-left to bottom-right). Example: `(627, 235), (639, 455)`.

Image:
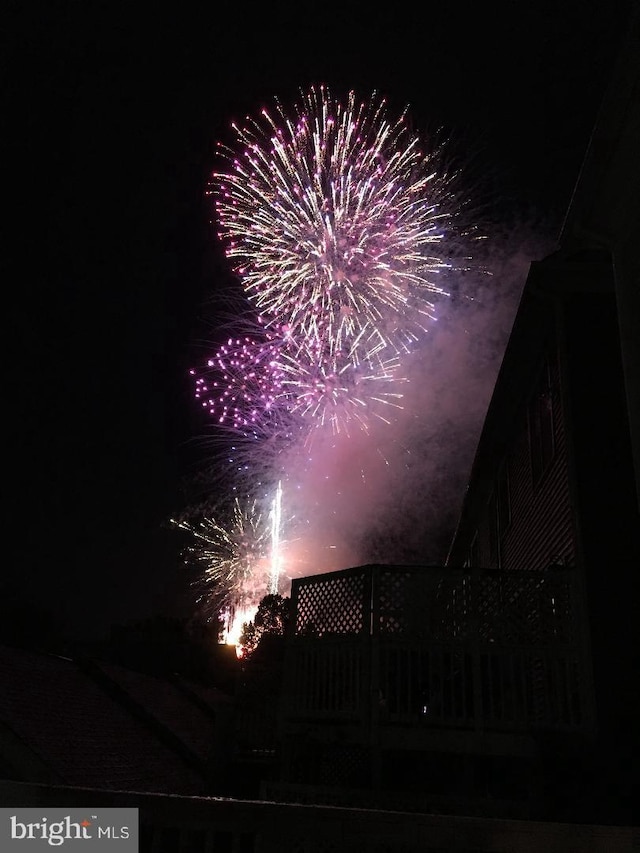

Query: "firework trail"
(267, 480), (283, 595)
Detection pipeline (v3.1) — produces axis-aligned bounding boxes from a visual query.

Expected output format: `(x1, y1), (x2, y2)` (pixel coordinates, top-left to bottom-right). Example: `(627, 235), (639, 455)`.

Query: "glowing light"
(268, 480), (283, 594)
(221, 603), (259, 655)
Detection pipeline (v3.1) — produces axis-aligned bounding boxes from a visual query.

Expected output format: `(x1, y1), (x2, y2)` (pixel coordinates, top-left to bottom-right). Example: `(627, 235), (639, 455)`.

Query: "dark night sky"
(4, 2), (633, 640)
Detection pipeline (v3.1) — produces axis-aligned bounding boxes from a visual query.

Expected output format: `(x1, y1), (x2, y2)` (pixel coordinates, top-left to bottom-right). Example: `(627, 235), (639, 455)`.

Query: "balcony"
(282, 564), (592, 737)
(274, 564), (594, 810)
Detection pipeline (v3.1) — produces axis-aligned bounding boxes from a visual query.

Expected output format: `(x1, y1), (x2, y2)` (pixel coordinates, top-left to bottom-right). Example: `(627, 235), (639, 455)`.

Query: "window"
(528, 358), (555, 486)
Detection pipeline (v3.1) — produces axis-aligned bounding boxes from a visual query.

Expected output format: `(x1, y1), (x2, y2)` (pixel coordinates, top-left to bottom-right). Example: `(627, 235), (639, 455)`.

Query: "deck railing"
(283, 564), (593, 735)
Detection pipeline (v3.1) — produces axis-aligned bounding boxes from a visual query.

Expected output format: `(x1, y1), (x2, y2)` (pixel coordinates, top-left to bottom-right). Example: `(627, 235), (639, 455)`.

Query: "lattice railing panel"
(378, 569), (461, 637)
(295, 571), (367, 635)
(317, 743), (370, 788)
(376, 567), (577, 645)
(475, 572), (577, 646)
(286, 736), (370, 788)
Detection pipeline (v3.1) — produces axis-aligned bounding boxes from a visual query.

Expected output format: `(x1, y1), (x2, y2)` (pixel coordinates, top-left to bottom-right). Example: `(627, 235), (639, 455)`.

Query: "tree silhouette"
(239, 594), (290, 658)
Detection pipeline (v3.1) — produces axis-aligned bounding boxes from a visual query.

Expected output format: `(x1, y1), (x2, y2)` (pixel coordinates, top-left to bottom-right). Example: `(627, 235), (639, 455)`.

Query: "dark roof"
(90, 661), (219, 763)
(172, 675), (234, 716)
(559, 12), (640, 253)
(0, 644), (230, 795)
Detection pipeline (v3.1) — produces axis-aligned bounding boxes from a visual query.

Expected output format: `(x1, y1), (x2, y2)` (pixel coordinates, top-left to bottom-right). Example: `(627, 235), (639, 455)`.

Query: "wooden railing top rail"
(0, 780), (634, 852)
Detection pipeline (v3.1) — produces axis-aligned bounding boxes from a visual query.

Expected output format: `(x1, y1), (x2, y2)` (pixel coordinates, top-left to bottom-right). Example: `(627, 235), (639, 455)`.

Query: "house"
(445, 14), (639, 825)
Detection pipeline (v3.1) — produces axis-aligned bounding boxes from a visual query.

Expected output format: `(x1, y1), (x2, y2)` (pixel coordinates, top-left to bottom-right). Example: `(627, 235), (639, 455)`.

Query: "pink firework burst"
(211, 86), (458, 368)
(192, 329), (291, 435)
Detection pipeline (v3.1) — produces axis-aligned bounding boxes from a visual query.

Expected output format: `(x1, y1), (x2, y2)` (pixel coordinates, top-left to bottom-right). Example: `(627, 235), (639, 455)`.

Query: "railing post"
(568, 564), (597, 733)
(471, 566), (484, 734)
(278, 577), (301, 784)
(369, 565), (381, 790)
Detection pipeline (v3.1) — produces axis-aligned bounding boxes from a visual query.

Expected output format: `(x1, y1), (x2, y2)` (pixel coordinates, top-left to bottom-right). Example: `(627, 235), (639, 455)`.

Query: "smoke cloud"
(274, 217), (555, 582)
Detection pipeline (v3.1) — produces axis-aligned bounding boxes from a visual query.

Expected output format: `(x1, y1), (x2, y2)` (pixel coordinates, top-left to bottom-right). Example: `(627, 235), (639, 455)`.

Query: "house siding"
(471, 338), (575, 570)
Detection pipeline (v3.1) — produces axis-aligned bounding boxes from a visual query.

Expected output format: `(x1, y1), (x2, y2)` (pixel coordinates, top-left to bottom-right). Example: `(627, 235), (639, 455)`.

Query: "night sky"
(5, 2), (632, 641)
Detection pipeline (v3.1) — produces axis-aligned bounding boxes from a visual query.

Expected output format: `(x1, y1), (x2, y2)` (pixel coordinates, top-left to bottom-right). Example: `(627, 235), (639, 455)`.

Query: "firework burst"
(171, 497), (270, 618)
(192, 331), (289, 434)
(211, 86), (458, 368)
(278, 343), (406, 436)
(192, 313), (409, 442)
